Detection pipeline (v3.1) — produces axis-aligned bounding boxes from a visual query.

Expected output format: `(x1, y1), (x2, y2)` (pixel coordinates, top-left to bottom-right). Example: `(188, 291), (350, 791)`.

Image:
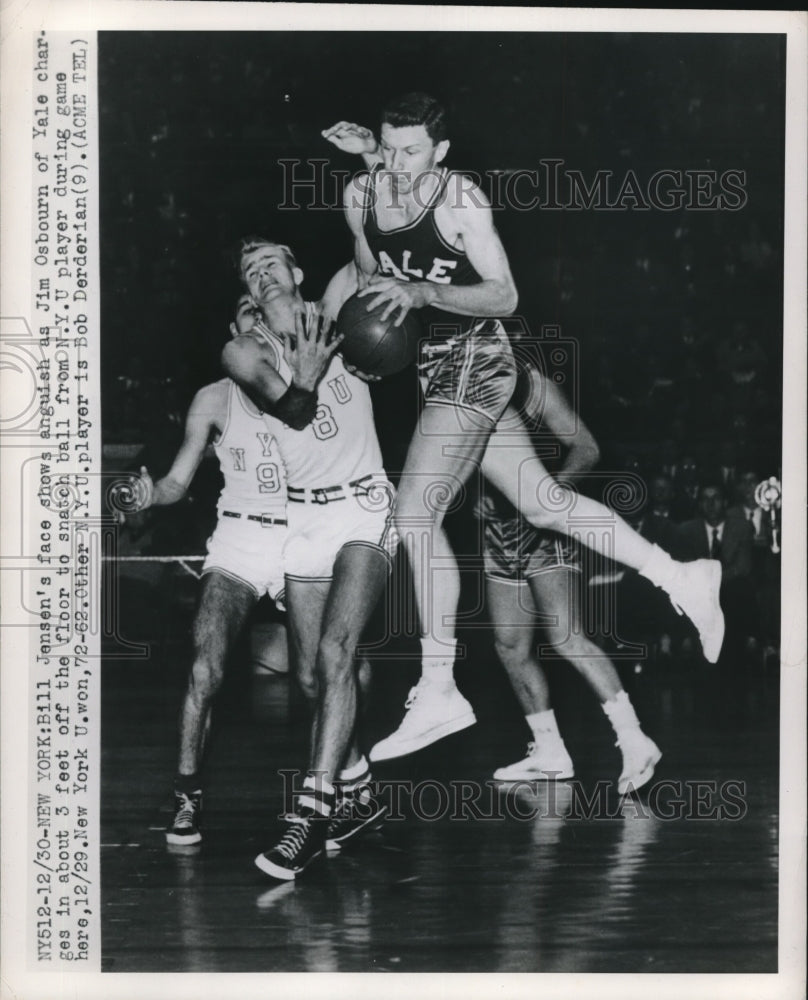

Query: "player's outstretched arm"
(125, 385), (220, 513)
(322, 121), (382, 168)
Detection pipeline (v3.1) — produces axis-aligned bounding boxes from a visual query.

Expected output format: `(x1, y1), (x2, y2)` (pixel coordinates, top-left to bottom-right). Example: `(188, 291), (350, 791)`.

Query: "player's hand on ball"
(358, 277), (434, 326)
(322, 121), (378, 157)
(343, 360), (382, 383)
(284, 309), (344, 391)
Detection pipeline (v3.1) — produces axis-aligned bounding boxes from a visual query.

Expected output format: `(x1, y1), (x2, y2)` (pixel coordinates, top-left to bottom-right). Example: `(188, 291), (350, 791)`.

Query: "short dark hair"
(381, 92), (447, 144)
(234, 236), (298, 278)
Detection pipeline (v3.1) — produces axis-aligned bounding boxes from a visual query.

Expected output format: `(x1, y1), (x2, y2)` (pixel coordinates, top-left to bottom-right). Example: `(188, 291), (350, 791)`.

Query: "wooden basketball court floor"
(101, 573), (779, 974)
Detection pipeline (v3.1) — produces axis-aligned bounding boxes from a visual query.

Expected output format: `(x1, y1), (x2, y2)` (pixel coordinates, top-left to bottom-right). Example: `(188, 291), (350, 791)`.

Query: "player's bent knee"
(395, 479), (461, 526)
(394, 503), (446, 536)
(493, 635), (534, 668)
(188, 657), (225, 699)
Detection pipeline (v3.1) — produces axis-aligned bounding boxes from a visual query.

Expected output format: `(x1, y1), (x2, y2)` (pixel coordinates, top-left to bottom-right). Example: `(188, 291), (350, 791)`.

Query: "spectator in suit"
(676, 482), (756, 660)
(728, 469), (780, 659)
(728, 470), (770, 550)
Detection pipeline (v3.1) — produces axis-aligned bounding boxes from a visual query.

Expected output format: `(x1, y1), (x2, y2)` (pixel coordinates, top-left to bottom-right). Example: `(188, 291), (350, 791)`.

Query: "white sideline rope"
(101, 555), (205, 562)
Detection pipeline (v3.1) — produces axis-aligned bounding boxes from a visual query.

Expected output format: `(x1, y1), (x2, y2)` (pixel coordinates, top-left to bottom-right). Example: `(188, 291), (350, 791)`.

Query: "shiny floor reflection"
(102, 637), (779, 973)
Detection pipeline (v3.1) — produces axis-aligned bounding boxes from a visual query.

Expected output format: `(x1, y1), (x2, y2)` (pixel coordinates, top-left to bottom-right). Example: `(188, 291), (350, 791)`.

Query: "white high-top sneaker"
(615, 729), (662, 795)
(665, 559), (725, 663)
(369, 678), (476, 762)
(493, 737), (575, 781)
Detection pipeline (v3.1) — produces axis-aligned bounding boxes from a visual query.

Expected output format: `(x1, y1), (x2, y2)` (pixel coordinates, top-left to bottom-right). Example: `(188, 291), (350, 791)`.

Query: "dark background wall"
(98, 30), (785, 478)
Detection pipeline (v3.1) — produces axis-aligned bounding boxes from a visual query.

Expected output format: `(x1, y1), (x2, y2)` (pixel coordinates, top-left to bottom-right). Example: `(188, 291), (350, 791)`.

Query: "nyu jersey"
(361, 164), (482, 339)
(212, 379), (286, 516)
(258, 303), (384, 489)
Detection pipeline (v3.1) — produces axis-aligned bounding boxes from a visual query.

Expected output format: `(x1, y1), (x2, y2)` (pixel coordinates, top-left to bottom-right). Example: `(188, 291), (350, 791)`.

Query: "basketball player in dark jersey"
(476, 362), (660, 793)
(328, 95), (724, 762)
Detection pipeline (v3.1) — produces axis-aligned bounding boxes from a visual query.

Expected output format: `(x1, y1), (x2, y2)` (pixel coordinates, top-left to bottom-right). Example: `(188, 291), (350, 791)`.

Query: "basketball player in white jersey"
(222, 238), (397, 880)
(324, 98), (723, 763)
(128, 294), (288, 845)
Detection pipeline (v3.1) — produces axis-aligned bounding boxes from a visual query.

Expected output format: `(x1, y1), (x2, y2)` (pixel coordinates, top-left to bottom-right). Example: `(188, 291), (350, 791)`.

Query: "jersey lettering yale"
(361, 164), (482, 339)
(257, 302), (384, 488)
(212, 379), (286, 516)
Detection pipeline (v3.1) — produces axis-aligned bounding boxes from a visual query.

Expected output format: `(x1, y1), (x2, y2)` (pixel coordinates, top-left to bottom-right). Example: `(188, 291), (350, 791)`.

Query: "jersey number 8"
(312, 404), (339, 441)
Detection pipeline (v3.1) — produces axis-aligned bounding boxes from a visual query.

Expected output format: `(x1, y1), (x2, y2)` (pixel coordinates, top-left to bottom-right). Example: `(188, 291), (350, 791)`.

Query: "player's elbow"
(499, 280), (518, 316)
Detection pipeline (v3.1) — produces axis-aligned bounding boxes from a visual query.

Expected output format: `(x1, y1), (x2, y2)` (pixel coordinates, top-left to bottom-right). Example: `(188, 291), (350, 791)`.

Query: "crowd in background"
(100, 32), (783, 672)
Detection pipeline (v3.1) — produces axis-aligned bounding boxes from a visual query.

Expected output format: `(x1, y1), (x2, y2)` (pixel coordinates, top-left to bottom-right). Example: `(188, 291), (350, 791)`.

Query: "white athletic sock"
(338, 757), (371, 796)
(638, 543), (680, 591)
(526, 709), (561, 742)
(420, 636), (457, 688)
(298, 773), (335, 816)
(338, 756), (369, 783)
(601, 691), (642, 738)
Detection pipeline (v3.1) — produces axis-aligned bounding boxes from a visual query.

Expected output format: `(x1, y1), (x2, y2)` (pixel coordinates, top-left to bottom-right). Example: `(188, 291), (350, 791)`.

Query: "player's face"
(241, 246), (302, 307)
(232, 294), (263, 337)
(379, 124), (449, 193)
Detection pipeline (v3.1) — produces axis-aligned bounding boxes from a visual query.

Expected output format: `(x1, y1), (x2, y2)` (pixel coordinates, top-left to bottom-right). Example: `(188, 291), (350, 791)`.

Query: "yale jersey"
(212, 379), (286, 516)
(258, 303), (384, 488)
(361, 164), (482, 339)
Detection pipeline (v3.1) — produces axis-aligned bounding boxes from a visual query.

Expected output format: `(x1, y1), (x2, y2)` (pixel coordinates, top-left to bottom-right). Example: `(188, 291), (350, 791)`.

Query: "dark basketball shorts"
(418, 319), (517, 425)
(483, 514), (582, 583)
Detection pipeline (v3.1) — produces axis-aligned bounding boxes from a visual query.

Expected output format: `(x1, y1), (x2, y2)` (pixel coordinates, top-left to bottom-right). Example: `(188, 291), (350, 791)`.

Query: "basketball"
(337, 293), (422, 377)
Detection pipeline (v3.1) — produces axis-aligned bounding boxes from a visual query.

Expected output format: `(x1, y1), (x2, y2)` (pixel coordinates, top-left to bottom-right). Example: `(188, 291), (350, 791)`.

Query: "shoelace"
(174, 793), (199, 829)
(274, 820), (311, 860)
(403, 685), (421, 710)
